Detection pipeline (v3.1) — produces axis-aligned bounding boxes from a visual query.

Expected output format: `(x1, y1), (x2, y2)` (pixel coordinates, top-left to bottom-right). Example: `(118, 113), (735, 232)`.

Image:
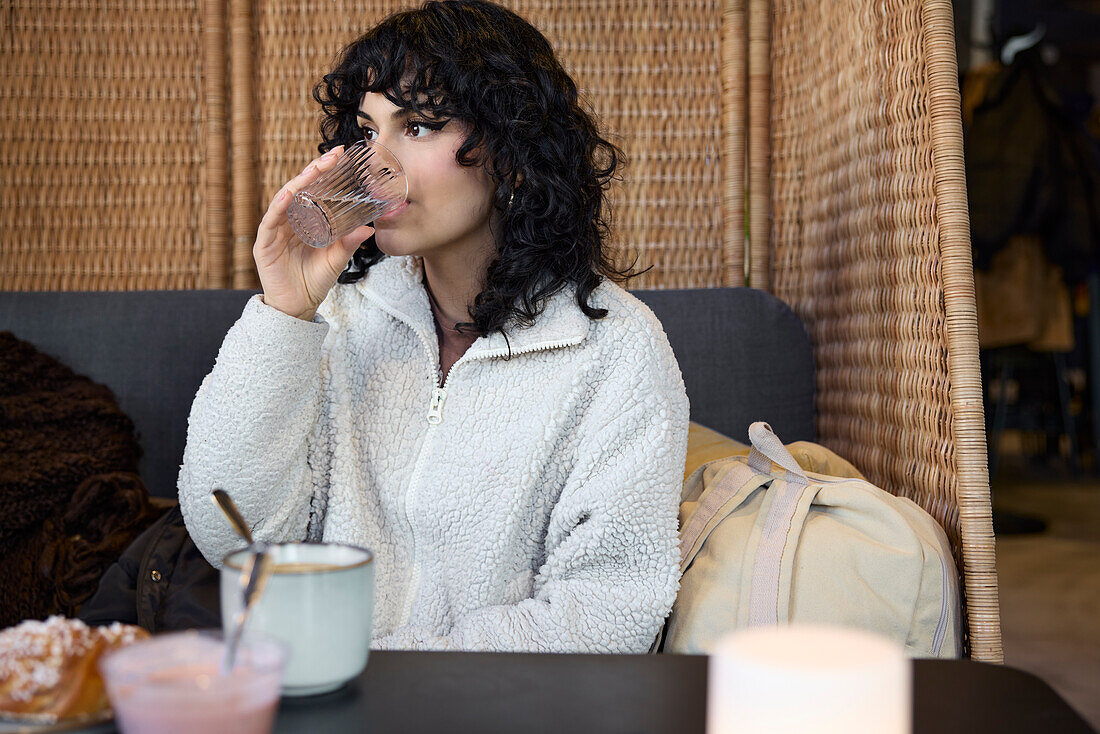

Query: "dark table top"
(273, 651), (1096, 734)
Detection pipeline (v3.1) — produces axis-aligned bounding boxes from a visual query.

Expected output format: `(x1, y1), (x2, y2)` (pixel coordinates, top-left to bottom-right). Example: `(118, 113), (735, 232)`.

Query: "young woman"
(178, 0), (689, 653)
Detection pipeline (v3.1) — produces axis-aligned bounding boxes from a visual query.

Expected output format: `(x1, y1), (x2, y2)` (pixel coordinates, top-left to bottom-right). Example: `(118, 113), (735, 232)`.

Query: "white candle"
(707, 625), (911, 734)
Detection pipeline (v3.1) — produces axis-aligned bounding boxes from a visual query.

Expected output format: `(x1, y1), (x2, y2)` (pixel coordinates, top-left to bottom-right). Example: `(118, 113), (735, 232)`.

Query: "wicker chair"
(718, 0), (1000, 662)
(0, 0), (1000, 661)
(764, 0), (1001, 662)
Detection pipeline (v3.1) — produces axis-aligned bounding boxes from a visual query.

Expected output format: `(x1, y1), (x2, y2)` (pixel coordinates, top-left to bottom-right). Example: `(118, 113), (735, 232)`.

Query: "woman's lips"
(375, 200), (410, 223)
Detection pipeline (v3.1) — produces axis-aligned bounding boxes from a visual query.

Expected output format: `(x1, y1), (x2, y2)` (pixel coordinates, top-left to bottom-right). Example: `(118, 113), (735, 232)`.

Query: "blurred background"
(953, 1), (1100, 726)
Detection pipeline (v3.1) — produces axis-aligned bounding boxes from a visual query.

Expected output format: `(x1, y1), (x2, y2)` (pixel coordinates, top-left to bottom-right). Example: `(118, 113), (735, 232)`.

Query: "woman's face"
(357, 91), (499, 264)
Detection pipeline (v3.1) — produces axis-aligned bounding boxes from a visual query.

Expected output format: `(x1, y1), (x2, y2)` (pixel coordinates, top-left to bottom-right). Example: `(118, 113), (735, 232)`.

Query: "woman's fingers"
(258, 187), (293, 239)
(280, 147), (345, 206)
(328, 223), (374, 271)
(293, 145), (344, 185)
(251, 144), (354, 318)
(256, 146), (347, 247)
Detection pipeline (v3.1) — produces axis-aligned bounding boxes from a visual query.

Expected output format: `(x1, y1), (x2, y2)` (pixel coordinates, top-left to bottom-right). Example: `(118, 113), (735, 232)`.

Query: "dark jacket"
(966, 49), (1100, 281)
(78, 504), (221, 632)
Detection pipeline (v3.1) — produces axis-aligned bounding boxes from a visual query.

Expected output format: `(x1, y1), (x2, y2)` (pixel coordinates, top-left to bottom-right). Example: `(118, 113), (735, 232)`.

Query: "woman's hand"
(253, 146), (375, 321)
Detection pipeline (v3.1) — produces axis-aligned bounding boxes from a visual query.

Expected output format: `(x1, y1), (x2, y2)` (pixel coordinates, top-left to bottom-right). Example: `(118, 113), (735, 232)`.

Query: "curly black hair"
(312, 0), (642, 336)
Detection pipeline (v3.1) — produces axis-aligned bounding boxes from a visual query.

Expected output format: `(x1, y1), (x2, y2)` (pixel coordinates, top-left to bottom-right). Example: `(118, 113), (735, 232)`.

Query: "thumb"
(338, 224), (374, 254)
(330, 224), (374, 267)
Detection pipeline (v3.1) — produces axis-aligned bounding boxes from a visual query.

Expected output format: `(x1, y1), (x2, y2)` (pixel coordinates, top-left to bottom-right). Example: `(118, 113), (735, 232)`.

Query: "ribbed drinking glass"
(287, 139), (407, 248)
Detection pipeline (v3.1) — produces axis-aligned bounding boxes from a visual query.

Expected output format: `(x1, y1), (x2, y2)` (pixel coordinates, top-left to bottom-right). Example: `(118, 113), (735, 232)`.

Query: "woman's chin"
(373, 232), (417, 258)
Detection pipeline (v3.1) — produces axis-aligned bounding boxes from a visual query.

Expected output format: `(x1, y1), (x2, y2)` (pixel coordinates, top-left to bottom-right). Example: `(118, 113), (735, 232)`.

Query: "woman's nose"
(373, 130), (403, 151)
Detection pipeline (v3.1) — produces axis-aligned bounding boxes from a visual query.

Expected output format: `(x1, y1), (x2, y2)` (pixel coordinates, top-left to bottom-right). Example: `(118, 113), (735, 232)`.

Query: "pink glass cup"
(100, 630), (287, 734)
(286, 139), (407, 248)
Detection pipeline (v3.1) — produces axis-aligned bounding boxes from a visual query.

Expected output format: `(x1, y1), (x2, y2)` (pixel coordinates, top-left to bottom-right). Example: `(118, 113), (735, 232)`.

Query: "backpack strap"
(745, 477), (817, 626)
(662, 423), (818, 649)
(678, 460), (769, 568)
(653, 458), (768, 655)
(744, 422), (818, 627)
(747, 421), (809, 483)
(679, 422), (810, 571)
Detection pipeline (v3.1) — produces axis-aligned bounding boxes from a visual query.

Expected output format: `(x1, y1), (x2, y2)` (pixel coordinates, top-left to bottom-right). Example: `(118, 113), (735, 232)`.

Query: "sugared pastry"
(0, 616), (148, 721)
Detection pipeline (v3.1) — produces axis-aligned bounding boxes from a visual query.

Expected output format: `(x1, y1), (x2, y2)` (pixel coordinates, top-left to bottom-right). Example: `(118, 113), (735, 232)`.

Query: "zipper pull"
(427, 387), (446, 424)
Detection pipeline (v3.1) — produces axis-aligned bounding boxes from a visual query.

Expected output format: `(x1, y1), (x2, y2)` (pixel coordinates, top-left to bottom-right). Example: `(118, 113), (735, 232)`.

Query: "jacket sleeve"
(177, 295), (333, 569)
(375, 341), (689, 654)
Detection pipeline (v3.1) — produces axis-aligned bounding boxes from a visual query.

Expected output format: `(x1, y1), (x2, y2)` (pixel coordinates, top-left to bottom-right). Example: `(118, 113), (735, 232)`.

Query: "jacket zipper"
(396, 335), (440, 625)
(361, 287), (585, 626)
(399, 320), (447, 625)
(932, 552), (952, 656)
(360, 290), (443, 624)
(427, 387), (446, 424)
(420, 336), (583, 425)
(398, 337), (584, 624)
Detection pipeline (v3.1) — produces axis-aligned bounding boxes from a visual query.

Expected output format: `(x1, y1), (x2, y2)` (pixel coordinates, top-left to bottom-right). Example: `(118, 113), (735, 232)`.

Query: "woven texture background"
(768, 0), (999, 661)
(244, 0), (725, 290)
(0, 0), (208, 290)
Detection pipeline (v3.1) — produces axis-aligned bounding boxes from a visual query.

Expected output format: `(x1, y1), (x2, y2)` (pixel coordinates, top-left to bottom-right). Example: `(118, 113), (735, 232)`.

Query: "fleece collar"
(357, 255), (591, 357)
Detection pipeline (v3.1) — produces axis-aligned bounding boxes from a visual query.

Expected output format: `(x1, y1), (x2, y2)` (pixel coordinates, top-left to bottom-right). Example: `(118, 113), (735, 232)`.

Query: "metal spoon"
(211, 488), (254, 546)
(210, 489), (272, 673)
(221, 542), (273, 674)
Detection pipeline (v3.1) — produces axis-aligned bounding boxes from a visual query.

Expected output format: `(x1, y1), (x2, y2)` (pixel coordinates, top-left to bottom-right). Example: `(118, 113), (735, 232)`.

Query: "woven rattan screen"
(769, 0), (1000, 661)
(0, 1), (210, 290)
(244, 0), (725, 289)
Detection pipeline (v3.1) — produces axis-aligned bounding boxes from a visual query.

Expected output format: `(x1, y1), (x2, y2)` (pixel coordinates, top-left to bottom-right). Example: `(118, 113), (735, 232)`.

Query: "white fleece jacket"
(178, 254), (689, 653)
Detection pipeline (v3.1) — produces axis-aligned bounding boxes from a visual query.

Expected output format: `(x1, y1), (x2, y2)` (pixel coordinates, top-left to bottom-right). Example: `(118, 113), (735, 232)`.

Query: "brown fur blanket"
(0, 332), (162, 626)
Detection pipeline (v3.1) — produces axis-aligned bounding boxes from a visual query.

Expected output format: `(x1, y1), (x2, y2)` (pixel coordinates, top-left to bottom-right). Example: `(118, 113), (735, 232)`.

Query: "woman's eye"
(358, 120), (444, 141)
(407, 120), (446, 138)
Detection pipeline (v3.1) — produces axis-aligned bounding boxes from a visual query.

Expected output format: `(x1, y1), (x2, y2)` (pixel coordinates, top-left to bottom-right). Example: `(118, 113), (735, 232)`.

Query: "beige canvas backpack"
(660, 422), (961, 658)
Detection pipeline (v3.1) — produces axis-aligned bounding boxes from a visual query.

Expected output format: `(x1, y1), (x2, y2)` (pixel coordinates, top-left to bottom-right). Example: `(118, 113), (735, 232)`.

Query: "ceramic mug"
(221, 542), (374, 696)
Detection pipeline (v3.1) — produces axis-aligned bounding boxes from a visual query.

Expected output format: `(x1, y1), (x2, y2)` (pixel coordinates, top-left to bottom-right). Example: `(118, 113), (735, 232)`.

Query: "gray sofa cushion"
(634, 288), (814, 443)
(0, 287), (813, 499)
